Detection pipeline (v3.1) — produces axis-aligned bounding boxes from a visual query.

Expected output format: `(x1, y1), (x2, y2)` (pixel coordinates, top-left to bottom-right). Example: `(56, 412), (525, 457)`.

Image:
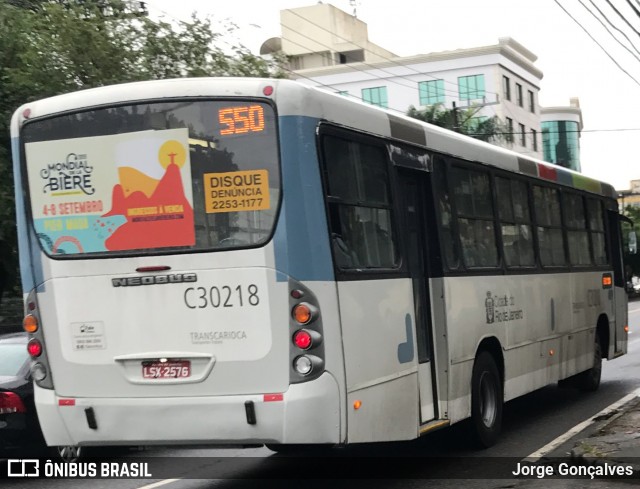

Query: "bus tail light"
(293, 329), (322, 350)
(31, 362), (48, 382)
(289, 280), (325, 383)
(625, 325), (629, 333)
(27, 339), (43, 358)
(24, 289), (54, 390)
(294, 355), (313, 375)
(293, 330), (313, 350)
(23, 314), (38, 333)
(292, 303), (317, 324)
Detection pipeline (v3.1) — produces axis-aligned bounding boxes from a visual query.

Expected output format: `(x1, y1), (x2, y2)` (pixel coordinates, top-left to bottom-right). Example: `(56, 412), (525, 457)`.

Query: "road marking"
(524, 386), (640, 462)
(136, 479), (181, 489)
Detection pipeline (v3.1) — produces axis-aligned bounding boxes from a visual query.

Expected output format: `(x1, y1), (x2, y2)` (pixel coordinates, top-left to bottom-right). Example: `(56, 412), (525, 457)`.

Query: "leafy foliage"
(0, 0), (286, 296)
(406, 103), (510, 143)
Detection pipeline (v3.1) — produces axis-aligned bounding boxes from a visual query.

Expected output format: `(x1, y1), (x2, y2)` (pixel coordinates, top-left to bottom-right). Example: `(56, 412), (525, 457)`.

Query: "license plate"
(142, 360), (191, 379)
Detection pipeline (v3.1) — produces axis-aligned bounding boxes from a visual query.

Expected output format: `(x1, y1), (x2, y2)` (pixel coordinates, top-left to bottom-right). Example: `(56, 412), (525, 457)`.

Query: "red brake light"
(293, 330), (313, 350)
(0, 392), (27, 414)
(27, 339), (42, 357)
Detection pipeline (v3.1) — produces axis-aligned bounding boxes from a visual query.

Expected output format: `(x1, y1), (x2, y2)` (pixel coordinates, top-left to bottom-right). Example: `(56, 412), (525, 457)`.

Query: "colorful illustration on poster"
(25, 128), (195, 254)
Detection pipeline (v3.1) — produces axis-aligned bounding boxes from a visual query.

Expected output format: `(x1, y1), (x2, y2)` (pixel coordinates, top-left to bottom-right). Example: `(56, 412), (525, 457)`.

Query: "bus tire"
(470, 351), (503, 448)
(576, 334), (603, 392)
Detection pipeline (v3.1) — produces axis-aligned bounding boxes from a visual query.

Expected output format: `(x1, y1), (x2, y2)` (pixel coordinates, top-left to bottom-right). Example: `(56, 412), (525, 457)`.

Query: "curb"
(569, 396), (640, 474)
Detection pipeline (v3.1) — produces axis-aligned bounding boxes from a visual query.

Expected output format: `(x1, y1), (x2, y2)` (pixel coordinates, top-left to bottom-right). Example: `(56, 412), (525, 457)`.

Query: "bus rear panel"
(14, 87), (341, 447)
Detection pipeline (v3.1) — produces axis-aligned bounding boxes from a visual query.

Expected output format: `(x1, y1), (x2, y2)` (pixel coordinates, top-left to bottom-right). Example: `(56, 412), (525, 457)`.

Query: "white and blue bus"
(11, 78), (628, 452)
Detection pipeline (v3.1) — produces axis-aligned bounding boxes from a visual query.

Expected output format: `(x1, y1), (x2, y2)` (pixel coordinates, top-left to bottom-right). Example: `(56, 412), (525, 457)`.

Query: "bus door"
(398, 170), (437, 423)
(607, 210), (628, 355)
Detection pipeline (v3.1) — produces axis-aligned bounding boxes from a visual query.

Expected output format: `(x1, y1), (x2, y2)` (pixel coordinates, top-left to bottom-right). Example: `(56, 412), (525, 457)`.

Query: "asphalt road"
(5, 300), (640, 488)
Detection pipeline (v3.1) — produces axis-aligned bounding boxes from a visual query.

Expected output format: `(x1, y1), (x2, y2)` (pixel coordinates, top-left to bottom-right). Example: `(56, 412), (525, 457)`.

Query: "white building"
(263, 3), (544, 159)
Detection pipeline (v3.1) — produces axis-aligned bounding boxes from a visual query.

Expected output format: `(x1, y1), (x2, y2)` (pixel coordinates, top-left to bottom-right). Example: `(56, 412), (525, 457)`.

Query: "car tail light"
(27, 339), (43, 357)
(0, 392), (27, 414)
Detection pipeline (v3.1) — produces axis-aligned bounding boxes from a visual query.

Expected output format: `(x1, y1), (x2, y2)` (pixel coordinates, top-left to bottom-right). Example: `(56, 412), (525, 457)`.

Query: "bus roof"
(11, 77), (616, 200)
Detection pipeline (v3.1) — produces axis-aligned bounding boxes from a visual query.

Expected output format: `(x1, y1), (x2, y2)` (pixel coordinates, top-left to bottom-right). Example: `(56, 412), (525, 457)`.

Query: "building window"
(519, 123), (526, 147)
(362, 87), (388, 108)
(337, 91), (349, 96)
(541, 121), (581, 171)
(418, 80), (445, 105)
(528, 90), (535, 113)
(506, 117), (514, 143)
(503, 75), (511, 101)
(458, 74), (485, 101)
(531, 129), (538, 151)
(516, 83), (523, 107)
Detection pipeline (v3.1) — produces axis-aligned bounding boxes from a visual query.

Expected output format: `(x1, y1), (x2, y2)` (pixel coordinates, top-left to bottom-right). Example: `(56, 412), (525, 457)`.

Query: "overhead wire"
(279, 11), (525, 146)
(604, 0), (640, 38)
(283, 7), (502, 101)
(553, 0), (640, 88)
(581, 0), (640, 62)
(133, 1), (602, 151)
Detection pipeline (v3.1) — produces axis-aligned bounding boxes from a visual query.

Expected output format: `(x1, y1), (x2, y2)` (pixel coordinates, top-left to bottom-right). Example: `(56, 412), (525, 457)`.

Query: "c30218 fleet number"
(184, 284), (260, 309)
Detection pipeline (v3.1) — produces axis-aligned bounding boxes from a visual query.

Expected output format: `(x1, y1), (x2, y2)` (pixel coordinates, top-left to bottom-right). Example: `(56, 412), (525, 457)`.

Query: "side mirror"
(630, 230), (637, 254)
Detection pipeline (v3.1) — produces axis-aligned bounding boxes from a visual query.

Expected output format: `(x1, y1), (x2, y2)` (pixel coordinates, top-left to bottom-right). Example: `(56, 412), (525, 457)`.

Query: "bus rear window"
(21, 100), (280, 256)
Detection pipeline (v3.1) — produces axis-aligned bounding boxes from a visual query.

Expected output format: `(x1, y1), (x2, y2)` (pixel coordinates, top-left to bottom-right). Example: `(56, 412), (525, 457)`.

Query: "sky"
(145, 0), (640, 191)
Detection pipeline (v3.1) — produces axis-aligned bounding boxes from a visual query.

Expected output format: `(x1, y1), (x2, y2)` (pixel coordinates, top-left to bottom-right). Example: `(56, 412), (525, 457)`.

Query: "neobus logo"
(112, 273), (198, 287)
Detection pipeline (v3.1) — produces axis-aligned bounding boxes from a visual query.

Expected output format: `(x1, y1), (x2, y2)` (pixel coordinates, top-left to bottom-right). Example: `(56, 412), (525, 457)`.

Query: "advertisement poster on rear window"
(25, 128), (195, 255)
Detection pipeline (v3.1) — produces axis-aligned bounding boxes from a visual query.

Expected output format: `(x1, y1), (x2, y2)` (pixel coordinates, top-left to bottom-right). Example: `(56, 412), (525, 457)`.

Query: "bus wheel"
(470, 351), (503, 448)
(576, 335), (602, 392)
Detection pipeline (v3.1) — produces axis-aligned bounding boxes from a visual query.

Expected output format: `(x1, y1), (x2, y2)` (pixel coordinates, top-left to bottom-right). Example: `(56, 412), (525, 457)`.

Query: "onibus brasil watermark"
(6, 459), (151, 478)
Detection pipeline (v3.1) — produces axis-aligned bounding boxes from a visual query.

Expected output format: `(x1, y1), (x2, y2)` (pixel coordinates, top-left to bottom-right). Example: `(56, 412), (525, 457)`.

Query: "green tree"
(0, 0), (286, 296)
(406, 103), (510, 143)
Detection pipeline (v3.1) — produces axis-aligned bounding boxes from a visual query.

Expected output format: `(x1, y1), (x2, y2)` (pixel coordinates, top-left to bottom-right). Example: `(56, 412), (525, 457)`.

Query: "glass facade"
(419, 80), (445, 105)
(458, 75), (485, 100)
(362, 87), (388, 108)
(541, 120), (581, 172)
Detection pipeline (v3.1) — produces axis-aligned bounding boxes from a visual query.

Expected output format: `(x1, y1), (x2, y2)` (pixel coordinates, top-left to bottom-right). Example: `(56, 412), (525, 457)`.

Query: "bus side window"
(450, 165), (498, 269)
(433, 160), (460, 270)
(533, 186), (567, 267)
(496, 177), (534, 268)
(322, 133), (398, 271)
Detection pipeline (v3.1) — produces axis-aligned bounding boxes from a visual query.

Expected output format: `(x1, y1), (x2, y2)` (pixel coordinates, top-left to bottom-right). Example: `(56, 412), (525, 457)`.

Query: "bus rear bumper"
(34, 372), (341, 447)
